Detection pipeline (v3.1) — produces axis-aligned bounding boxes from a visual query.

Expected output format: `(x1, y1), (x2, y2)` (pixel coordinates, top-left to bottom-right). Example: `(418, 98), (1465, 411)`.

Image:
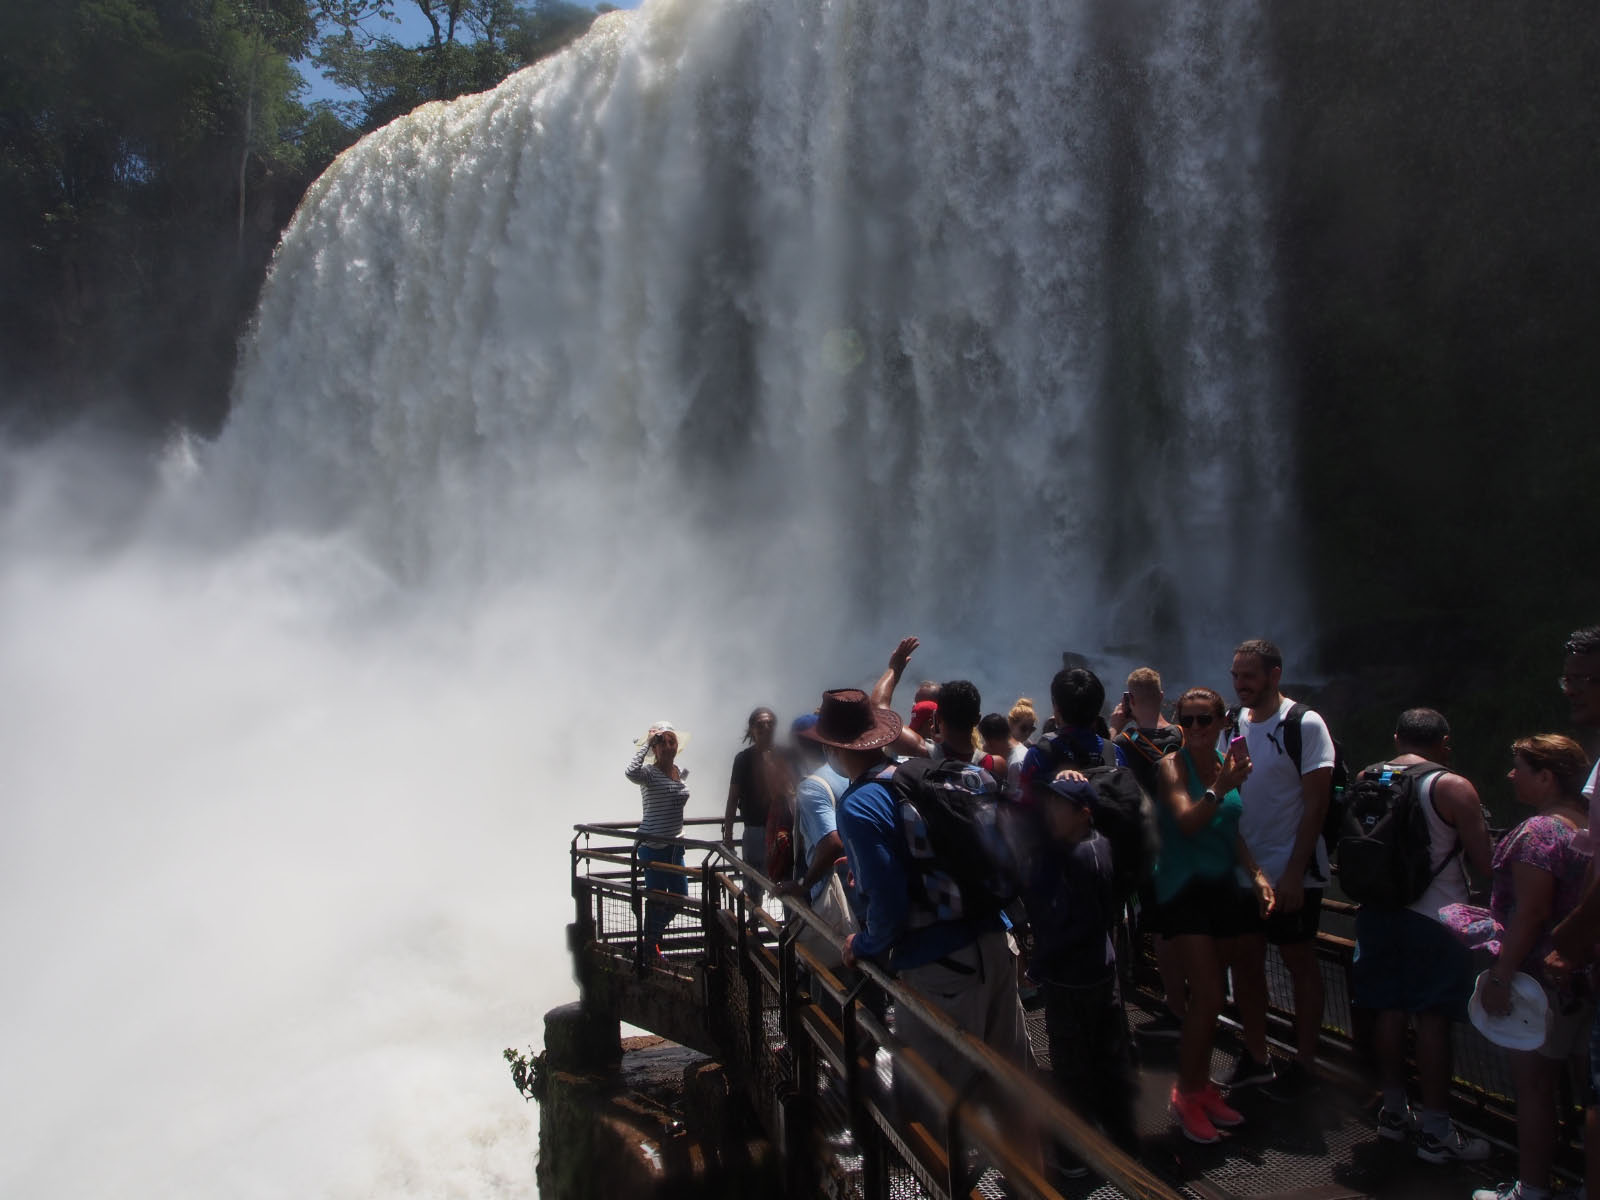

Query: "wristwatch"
(1202, 789), (1218, 806)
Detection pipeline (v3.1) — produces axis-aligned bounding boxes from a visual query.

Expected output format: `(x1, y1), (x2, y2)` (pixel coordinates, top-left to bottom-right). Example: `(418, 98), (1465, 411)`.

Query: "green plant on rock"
(504, 1045), (546, 1102)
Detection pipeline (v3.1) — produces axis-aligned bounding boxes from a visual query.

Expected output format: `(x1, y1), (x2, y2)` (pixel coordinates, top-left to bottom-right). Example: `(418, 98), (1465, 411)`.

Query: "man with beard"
(1223, 639), (1333, 1094)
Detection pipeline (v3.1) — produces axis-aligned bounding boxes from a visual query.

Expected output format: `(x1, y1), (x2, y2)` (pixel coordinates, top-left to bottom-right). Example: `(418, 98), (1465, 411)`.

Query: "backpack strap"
(813, 771), (838, 807)
(794, 770), (841, 877)
(1283, 702), (1307, 774)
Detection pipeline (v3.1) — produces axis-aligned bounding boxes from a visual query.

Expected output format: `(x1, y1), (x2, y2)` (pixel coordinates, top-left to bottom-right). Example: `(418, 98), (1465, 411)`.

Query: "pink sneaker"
(1170, 1086), (1220, 1144)
(1198, 1083), (1244, 1128)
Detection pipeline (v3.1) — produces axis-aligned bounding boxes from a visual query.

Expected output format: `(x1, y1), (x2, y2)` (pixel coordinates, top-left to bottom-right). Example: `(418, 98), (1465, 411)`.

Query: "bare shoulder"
(1432, 769), (1483, 816)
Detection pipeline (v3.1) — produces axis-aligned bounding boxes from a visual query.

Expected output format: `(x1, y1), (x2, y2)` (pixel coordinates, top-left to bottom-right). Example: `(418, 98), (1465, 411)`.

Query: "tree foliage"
(0, 0), (603, 433)
(314, 1), (597, 131)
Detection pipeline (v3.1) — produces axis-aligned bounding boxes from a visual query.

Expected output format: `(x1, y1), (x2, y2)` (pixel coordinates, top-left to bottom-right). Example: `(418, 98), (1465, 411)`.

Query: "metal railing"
(568, 819), (1586, 1195)
(570, 820), (1183, 1200)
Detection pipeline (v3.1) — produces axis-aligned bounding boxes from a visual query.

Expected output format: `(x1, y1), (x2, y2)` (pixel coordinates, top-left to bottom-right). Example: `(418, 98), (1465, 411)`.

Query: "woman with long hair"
(626, 721), (691, 964)
(1147, 686), (1274, 1144)
(724, 706), (782, 899)
(1474, 735), (1593, 1200)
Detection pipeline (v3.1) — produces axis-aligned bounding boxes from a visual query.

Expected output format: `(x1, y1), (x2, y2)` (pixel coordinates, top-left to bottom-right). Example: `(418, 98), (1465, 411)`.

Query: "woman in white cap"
(626, 722), (691, 962)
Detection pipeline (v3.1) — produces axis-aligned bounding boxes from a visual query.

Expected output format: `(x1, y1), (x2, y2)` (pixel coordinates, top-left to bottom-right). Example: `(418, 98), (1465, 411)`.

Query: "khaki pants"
(896, 929), (1031, 1104)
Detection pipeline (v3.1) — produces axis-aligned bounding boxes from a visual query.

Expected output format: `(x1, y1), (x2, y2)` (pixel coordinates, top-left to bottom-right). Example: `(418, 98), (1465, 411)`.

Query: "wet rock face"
(1266, 8), (1600, 665)
(536, 1012), (777, 1200)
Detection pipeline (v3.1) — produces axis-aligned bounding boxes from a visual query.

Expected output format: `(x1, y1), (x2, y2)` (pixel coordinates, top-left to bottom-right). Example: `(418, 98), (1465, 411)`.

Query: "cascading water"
(0, 1), (1303, 1197)
(215, 0), (1303, 682)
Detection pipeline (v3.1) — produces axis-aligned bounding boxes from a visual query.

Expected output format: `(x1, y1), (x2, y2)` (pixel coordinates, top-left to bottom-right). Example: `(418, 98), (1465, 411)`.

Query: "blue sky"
(299, 2), (643, 105)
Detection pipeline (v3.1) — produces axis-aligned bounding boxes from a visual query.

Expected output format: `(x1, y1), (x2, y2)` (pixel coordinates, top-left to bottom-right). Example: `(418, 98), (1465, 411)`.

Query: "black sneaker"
(1265, 1058), (1314, 1098)
(1213, 1052), (1275, 1091)
(1137, 1009), (1184, 1040)
(1416, 1123), (1490, 1164)
(1376, 1104), (1417, 1142)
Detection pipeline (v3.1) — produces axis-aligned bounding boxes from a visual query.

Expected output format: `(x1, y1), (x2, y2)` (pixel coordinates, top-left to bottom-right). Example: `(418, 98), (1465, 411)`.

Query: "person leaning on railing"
(626, 721), (691, 963)
(811, 689), (1031, 1102)
(1472, 735), (1592, 1200)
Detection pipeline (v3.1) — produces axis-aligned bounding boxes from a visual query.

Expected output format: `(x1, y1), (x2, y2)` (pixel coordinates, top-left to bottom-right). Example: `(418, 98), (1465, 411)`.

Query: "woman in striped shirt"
(627, 723), (691, 959)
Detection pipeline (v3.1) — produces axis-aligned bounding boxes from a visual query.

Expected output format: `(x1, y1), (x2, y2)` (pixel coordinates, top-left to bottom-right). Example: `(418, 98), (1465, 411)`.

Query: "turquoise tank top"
(1151, 748), (1244, 904)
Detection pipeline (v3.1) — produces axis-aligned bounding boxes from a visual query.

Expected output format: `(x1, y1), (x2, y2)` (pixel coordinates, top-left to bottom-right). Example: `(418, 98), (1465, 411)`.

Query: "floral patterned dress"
(1489, 811), (1592, 983)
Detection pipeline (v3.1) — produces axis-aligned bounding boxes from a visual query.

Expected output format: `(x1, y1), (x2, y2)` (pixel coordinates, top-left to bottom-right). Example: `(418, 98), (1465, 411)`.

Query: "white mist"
(0, 0), (1300, 1195)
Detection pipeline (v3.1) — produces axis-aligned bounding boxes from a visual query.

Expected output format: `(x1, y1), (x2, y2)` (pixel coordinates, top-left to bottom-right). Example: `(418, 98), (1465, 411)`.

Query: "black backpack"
(1114, 724), (1183, 795)
(869, 756), (1021, 922)
(1033, 731), (1161, 903)
(1336, 760), (1453, 908)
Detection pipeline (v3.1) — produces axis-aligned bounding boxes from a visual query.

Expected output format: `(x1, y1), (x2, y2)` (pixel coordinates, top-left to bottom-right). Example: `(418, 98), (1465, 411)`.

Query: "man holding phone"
(1223, 639), (1335, 1094)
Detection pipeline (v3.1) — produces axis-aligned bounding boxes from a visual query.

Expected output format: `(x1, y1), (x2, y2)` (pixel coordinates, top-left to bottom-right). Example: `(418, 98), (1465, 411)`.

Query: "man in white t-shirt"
(1221, 639), (1334, 1095)
(1546, 625), (1600, 1200)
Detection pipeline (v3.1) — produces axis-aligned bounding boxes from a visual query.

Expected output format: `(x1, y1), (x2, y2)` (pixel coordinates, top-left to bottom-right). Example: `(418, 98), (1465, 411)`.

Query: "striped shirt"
(627, 745), (690, 848)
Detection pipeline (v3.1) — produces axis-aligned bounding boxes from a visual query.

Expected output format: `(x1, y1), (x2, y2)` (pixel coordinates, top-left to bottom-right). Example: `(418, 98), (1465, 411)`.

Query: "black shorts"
(1143, 875), (1250, 940)
(1235, 885), (1325, 945)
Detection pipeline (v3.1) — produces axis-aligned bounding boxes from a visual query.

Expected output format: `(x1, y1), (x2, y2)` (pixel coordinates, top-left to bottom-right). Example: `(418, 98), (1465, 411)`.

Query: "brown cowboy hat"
(807, 689), (902, 751)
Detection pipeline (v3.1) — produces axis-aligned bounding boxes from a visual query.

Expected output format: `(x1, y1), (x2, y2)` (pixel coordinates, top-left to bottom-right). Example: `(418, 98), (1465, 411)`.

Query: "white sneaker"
(1472, 1185), (1548, 1200)
(1416, 1123), (1490, 1163)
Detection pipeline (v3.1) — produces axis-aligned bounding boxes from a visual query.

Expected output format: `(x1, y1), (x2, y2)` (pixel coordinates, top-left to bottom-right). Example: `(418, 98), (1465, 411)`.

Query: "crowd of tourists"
(624, 626), (1600, 1200)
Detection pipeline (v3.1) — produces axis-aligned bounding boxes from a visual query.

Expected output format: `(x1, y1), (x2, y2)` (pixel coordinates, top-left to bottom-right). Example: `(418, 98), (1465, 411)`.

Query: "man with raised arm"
(1223, 639), (1331, 1094)
(870, 635), (941, 756)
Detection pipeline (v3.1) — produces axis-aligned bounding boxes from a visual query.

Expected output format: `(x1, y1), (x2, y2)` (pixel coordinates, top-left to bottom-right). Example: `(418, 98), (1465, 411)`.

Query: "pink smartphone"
(1229, 735), (1248, 755)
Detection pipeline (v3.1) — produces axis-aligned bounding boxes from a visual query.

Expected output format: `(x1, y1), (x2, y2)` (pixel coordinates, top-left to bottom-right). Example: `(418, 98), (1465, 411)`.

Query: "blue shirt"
(836, 776), (999, 970)
(794, 764), (850, 903)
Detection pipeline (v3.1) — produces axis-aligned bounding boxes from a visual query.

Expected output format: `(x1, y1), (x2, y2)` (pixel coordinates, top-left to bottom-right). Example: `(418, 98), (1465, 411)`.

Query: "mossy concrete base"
(536, 1009), (777, 1200)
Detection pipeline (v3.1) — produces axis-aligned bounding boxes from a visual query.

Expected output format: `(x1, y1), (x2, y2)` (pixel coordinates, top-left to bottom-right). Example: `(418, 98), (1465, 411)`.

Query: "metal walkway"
(567, 820), (1579, 1200)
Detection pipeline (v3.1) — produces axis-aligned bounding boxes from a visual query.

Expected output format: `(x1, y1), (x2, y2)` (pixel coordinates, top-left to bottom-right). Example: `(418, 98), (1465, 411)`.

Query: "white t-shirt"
(1007, 743), (1028, 796)
(1581, 761), (1600, 856)
(1236, 695), (1336, 888)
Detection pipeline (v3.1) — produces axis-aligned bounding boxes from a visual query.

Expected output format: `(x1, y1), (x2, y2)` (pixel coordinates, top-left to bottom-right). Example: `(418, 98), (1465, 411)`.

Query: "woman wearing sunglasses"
(1147, 686), (1275, 1143)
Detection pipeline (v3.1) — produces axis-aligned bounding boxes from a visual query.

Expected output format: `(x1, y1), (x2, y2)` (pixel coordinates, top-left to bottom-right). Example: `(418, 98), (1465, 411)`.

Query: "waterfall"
(217, 0), (1304, 685)
(0, 3), (1304, 1196)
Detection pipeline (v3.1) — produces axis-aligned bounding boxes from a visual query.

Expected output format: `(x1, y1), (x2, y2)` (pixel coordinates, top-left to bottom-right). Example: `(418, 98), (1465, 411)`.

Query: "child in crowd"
(1019, 774), (1140, 1166)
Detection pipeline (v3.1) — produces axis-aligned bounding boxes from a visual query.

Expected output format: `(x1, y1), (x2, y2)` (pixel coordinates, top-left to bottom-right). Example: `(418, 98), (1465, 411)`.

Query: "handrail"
(571, 819), (1185, 1200)
(567, 814), (1574, 1196)
(731, 850), (1184, 1200)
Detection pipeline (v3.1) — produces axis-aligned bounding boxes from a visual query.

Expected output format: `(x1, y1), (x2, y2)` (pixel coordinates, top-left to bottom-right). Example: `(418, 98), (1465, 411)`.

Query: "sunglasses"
(1177, 713), (1217, 728)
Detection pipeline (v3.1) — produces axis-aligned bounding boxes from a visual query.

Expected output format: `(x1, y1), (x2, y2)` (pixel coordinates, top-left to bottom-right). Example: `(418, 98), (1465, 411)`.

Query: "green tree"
(312, 0), (597, 131)
(0, 0), (356, 430)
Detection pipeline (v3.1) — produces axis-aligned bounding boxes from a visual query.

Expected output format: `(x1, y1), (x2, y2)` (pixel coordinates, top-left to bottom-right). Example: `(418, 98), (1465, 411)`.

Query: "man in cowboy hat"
(808, 689), (1030, 1097)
